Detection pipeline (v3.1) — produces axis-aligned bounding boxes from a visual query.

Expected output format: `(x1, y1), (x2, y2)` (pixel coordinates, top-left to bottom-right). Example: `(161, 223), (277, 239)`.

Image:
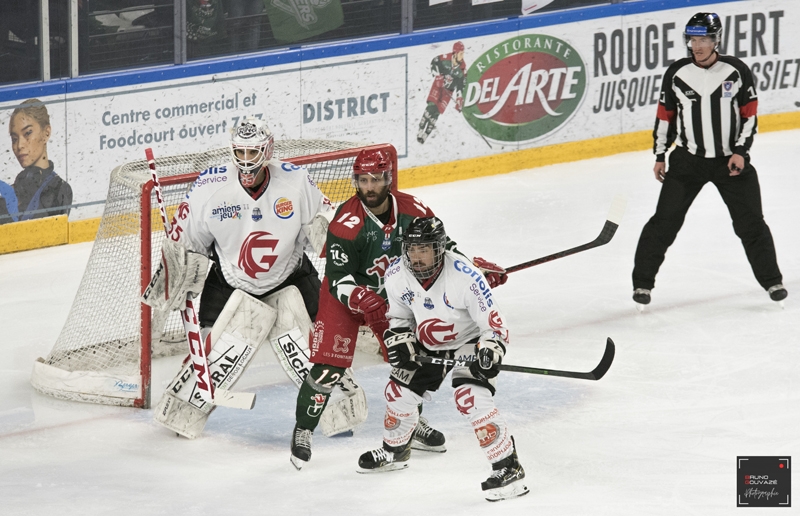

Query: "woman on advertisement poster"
(2, 99), (72, 225)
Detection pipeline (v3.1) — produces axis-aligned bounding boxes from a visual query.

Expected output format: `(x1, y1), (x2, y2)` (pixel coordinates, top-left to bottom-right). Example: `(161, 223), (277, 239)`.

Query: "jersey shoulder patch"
(328, 196), (366, 240)
(394, 191), (433, 217)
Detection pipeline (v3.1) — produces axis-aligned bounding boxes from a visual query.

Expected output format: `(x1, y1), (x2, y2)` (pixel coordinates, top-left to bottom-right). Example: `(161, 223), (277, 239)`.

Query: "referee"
(631, 12), (787, 308)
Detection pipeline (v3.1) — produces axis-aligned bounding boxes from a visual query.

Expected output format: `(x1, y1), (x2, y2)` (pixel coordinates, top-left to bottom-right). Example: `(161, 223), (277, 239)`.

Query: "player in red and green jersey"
(290, 147), (507, 469)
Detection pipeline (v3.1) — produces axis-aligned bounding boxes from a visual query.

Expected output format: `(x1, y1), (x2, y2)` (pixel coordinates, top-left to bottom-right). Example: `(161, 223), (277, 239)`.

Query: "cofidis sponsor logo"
(274, 197), (294, 219)
(463, 35), (586, 144)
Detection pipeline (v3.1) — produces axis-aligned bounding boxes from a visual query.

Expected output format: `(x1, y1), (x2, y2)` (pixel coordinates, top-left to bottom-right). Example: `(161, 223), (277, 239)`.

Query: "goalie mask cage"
(31, 141), (398, 408)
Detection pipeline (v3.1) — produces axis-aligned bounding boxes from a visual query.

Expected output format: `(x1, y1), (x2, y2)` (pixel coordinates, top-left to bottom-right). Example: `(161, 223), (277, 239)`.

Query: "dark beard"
(356, 185), (390, 209)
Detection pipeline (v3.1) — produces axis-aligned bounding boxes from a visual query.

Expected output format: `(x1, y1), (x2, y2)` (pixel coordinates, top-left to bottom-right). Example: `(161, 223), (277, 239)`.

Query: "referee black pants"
(632, 147), (782, 291)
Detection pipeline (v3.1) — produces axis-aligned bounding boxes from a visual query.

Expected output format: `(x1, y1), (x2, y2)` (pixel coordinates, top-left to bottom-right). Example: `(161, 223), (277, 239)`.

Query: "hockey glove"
(348, 286), (388, 327)
(454, 96), (464, 113)
(469, 339), (506, 380)
(472, 257), (508, 289)
(141, 239), (208, 312)
(384, 328), (419, 370)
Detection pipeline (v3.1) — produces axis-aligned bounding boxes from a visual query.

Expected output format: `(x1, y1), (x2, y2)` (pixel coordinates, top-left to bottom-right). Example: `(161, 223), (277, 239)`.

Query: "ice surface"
(1, 130), (798, 515)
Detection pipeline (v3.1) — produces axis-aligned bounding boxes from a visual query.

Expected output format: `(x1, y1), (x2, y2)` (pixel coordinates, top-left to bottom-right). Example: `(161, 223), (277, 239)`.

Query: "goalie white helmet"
(230, 117), (274, 188)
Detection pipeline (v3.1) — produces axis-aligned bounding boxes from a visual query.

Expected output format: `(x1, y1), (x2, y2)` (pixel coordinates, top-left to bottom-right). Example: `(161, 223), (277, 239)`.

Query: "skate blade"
(484, 482), (530, 502)
(290, 455), (307, 471)
(635, 303), (646, 313)
(356, 462), (409, 474)
(410, 441), (447, 453)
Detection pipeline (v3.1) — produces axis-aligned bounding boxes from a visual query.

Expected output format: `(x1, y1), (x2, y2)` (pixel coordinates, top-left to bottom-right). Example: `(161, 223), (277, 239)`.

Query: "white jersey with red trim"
(384, 250), (510, 351)
(168, 159), (331, 295)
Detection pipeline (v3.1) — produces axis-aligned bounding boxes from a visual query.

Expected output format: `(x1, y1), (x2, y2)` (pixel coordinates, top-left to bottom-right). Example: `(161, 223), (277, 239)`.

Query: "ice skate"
(357, 442), (411, 473)
(481, 438), (529, 502)
(290, 425), (312, 470)
(768, 284), (787, 308)
(411, 416), (446, 452)
(633, 288), (651, 312)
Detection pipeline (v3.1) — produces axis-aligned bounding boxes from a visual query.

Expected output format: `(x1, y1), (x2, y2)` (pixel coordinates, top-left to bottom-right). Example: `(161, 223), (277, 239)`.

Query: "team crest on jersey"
(442, 293), (454, 309)
(251, 207), (262, 221)
(400, 288), (415, 306)
(211, 202), (242, 221)
(423, 297), (434, 310)
(176, 202), (190, 221)
(238, 231), (279, 278)
(723, 81), (733, 98)
(274, 197), (294, 219)
(366, 254), (394, 294)
(417, 318), (457, 347)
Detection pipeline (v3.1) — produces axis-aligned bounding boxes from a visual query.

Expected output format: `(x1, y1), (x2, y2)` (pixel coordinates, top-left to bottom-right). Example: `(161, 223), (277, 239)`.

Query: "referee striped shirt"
(653, 54), (758, 161)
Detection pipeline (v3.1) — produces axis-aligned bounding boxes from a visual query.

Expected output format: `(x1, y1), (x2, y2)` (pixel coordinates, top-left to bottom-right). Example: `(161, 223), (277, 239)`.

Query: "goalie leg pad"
(265, 286), (369, 437)
(153, 290), (277, 438)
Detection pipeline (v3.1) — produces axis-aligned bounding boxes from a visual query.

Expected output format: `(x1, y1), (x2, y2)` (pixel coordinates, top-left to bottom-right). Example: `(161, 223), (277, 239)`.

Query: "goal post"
(31, 141), (398, 408)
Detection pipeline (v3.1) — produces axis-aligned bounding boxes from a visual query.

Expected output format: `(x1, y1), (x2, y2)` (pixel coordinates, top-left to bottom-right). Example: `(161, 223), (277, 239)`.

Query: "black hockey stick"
(505, 196), (626, 274)
(413, 338), (615, 381)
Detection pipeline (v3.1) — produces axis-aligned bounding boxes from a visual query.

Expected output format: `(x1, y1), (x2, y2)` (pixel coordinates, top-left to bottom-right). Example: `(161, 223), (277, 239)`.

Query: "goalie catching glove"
(472, 256), (508, 289)
(384, 328), (419, 370)
(469, 338), (506, 380)
(142, 239), (208, 311)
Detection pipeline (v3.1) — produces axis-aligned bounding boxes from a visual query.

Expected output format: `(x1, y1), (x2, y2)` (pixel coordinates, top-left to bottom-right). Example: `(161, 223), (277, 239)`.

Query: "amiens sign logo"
(463, 35), (586, 144)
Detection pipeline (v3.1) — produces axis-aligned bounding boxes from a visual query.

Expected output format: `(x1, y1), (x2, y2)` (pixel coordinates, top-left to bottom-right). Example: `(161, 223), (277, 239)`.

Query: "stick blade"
(606, 195), (627, 226)
(213, 389), (256, 410)
(588, 338), (616, 380)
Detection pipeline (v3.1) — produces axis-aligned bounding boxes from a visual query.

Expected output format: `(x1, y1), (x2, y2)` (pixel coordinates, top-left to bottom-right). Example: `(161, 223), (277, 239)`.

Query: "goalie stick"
(144, 148), (255, 410)
(506, 196), (626, 274)
(413, 338), (615, 381)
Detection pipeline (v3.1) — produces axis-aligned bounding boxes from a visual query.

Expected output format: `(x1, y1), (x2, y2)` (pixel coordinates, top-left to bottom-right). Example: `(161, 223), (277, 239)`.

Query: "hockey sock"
(383, 380), (423, 448)
(295, 364), (346, 430)
(454, 384), (514, 463)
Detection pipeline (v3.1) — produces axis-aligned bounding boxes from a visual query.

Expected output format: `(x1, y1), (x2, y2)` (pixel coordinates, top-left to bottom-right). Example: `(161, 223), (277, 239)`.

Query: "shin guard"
(382, 380), (422, 449)
(454, 384), (514, 463)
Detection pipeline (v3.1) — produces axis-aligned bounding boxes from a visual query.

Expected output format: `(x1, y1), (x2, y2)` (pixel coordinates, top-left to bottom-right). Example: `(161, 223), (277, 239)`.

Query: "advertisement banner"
(0, 0), (797, 226)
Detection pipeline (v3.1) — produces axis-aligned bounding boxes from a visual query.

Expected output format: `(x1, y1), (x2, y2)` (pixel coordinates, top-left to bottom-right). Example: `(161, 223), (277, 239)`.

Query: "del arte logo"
(463, 35), (586, 144)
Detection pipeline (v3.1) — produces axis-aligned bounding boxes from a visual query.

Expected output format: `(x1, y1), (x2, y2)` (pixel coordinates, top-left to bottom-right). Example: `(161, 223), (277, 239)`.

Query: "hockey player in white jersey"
(142, 117), (338, 437)
(174, 117), (331, 321)
(357, 216), (528, 502)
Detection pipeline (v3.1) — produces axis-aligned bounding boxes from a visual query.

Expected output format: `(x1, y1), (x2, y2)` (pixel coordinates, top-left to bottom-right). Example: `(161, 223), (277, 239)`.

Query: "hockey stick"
(144, 148), (255, 410)
(413, 338), (615, 381)
(505, 196), (626, 274)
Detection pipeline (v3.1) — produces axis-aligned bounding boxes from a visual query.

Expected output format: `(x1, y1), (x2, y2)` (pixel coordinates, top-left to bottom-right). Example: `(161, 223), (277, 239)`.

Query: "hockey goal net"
(31, 141), (398, 408)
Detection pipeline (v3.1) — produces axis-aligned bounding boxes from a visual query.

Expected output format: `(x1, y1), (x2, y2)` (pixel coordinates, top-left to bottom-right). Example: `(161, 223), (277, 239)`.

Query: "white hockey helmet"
(230, 117), (274, 187)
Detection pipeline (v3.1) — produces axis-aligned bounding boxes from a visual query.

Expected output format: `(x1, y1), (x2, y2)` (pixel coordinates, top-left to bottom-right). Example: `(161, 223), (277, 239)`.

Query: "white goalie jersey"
(384, 251), (510, 351)
(169, 159), (332, 295)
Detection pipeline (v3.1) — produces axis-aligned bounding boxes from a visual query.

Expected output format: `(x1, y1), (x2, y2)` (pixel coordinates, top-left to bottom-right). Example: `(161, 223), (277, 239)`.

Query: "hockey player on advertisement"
(357, 217), (528, 502)
(289, 148), (508, 469)
(632, 12), (787, 308)
(417, 41), (467, 144)
(142, 117), (337, 437)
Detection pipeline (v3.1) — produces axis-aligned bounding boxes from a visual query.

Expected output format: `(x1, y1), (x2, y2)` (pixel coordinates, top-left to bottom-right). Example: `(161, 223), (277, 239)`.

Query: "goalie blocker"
(155, 287), (367, 439)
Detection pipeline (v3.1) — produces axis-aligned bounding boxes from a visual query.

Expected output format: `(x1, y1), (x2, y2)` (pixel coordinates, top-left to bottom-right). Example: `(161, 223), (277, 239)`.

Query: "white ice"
(2, 130), (798, 515)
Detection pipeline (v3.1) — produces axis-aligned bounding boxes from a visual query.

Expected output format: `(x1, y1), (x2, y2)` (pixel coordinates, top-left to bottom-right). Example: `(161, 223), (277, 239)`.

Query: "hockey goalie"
(141, 117), (367, 439)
